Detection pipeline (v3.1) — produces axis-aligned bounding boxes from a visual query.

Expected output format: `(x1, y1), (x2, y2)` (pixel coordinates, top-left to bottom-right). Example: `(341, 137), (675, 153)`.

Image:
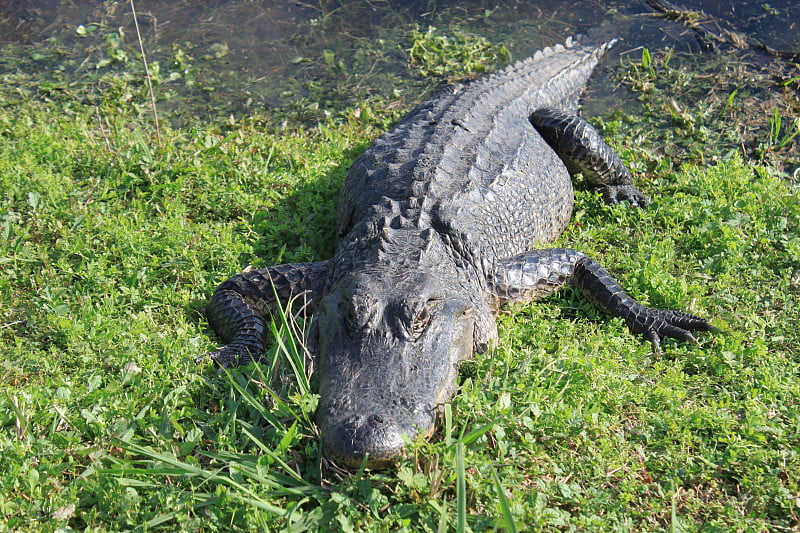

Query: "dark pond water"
(1, 0), (798, 122)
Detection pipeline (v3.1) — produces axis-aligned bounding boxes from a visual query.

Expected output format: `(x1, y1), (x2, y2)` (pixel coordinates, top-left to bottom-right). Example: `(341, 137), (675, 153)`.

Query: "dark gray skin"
(200, 37), (716, 468)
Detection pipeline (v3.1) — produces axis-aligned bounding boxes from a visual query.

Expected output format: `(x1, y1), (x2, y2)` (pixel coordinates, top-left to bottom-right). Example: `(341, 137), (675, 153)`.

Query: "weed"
(129, 0), (161, 145)
(767, 106), (800, 150)
(408, 25), (510, 80)
(615, 45), (800, 173)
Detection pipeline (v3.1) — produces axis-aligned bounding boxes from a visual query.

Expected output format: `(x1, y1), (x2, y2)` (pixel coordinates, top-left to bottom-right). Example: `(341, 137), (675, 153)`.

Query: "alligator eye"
(410, 298), (440, 338)
(411, 307), (431, 336)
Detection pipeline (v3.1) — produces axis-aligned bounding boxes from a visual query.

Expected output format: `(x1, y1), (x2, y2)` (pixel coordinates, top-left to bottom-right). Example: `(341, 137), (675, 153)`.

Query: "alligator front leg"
(199, 261), (329, 367)
(530, 108), (650, 207)
(488, 248), (716, 351)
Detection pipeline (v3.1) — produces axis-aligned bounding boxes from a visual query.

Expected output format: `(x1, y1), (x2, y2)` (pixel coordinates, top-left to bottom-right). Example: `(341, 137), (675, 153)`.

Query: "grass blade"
(118, 443), (289, 514)
(456, 442), (466, 533)
(220, 366), (290, 432)
(491, 469), (518, 533)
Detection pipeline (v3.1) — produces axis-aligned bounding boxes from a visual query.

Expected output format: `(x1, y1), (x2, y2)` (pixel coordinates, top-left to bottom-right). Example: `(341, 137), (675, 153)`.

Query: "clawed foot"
(625, 305), (718, 353)
(194, 343), (263, 368)
(601, 184), (650, 208)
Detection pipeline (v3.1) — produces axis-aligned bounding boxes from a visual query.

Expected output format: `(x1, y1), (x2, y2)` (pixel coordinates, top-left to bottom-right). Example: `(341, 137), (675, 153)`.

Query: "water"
(1, 1), (798, 122)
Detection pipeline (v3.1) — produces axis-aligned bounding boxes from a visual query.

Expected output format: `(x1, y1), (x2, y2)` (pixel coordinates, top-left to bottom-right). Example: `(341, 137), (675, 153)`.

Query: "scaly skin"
(530, 108), (650, 207)
(201, 37), (716, 469)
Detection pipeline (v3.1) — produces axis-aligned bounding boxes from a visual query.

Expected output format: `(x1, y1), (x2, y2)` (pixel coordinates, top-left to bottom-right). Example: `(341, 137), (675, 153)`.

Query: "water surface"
(2, 1), (797, 122)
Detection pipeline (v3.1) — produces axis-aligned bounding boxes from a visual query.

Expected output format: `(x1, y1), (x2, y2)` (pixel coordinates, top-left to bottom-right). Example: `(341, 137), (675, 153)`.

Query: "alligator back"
(337, 37), (617, 261)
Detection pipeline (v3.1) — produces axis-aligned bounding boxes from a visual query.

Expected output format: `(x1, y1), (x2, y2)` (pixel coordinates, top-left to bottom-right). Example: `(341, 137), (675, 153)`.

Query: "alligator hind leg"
(530, 108), (650, 207)
(489, 248), (716, 351)
(199, 261), (329, 367)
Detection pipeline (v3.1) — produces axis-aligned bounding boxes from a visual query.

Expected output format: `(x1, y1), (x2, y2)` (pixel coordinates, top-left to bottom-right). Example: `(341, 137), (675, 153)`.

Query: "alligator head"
(313, 225), (492, 468)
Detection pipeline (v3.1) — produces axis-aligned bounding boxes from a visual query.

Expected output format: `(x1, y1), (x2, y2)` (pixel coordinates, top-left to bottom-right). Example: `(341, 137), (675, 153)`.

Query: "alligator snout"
(320, 412), (415, 468)
(317, 388), (439, 468)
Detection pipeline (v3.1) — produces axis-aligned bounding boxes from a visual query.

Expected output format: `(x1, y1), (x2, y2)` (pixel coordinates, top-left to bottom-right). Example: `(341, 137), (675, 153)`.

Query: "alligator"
(200, 36), (716, 468)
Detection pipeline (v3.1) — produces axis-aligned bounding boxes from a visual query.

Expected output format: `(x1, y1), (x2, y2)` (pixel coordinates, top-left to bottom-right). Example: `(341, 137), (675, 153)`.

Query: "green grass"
(1, 39), (800, 533)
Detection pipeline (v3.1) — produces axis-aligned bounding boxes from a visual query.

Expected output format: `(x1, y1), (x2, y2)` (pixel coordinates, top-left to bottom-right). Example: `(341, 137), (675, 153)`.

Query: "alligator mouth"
(321, 413), (423, 468)
(318, 391), (444, 468)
